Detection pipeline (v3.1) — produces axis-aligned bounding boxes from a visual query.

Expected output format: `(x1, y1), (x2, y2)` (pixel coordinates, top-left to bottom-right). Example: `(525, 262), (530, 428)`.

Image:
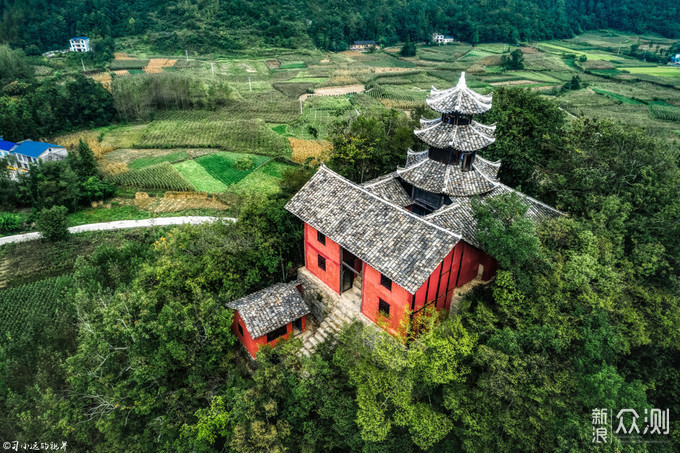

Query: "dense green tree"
(399, 36), (416, 57)
(328, 110), (414, 183)
(501, 48), (525, 69)
(36, 205), (69, 241)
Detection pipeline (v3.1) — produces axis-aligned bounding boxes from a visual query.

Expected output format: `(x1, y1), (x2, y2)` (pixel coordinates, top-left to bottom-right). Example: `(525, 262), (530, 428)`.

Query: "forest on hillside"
(1, 0), (679, 53)
(1, 87), (679, 451)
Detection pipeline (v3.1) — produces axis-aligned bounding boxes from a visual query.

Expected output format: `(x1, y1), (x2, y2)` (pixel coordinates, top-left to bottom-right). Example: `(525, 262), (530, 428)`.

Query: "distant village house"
(432, 33), (455, 44)
(1, 139), (67, 174)
(69, 37), (91, 52)
(350, 40), (376, 52)
(671, 54), (680, 65)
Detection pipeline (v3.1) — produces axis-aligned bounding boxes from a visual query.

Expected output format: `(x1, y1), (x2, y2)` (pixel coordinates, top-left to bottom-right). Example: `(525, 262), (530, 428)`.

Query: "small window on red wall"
(238, 323), (244, 337)
(378, 298), (390, 317)
(380, 274), (392, 290)
(318, 254), (326, 271)
(317, 231), (326, 245)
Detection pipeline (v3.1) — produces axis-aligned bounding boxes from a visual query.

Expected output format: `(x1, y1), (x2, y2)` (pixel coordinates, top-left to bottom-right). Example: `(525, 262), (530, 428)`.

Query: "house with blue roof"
(671, 54), (680, 65)
(69, 37), (91, 52)
(0, 139), (16, 158)
(4, 140), (67, 173)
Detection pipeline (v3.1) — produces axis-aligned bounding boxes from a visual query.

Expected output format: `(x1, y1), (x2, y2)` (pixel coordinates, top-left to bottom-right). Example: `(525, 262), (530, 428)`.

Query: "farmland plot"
(0, 276), (73, 341)
(196, 152), (272, 186)
(111, 162), (196, 191)
(136, 118), (292, 156)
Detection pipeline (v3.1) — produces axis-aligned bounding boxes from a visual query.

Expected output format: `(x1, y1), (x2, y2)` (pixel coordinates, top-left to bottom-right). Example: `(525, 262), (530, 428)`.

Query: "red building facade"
(232, 311), (307, 358)
(227, 283), (310, 358)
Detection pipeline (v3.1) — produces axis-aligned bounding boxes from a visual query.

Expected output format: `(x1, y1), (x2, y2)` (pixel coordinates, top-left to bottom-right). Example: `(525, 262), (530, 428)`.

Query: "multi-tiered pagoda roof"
(285, 73), (561, 294)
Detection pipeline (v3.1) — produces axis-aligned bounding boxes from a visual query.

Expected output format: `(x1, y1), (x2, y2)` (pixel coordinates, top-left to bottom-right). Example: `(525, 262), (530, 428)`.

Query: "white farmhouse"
(432, 33), (455, 44)
(69, 37), (91, 52)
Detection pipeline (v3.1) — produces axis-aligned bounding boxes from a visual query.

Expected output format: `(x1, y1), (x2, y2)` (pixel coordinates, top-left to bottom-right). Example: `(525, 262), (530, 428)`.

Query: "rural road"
(0, 216), (235, 246)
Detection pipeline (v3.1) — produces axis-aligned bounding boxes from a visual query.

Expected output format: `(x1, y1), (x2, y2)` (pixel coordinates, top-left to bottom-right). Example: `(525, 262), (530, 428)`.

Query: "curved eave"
(414, 121), (496, 152)
(397, 158), (499, 197)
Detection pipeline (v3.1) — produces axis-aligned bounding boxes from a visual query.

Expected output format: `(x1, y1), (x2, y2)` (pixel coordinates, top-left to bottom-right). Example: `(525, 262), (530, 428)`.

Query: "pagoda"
(215, 72), (567, 355)
(398, 72), (501, 215)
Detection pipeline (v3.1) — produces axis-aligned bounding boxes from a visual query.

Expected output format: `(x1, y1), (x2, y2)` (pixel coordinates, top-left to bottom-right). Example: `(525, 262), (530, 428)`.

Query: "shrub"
(235, 155), (255, 170)
(0, 212), (22, 233)
(36, 205), (69, 242)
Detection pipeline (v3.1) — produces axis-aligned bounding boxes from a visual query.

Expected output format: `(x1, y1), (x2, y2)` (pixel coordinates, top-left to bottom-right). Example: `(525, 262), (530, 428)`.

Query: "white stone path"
(0, 216), (234, 246)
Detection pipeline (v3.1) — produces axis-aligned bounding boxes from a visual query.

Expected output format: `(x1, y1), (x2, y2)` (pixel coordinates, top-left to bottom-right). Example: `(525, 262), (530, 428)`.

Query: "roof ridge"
(320, 165), (462, 239)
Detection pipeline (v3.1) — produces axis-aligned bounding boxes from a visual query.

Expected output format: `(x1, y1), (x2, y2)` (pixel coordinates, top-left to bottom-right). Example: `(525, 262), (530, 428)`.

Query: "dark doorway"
(341, 248), (362, 293)
(293, 317), (303, 334)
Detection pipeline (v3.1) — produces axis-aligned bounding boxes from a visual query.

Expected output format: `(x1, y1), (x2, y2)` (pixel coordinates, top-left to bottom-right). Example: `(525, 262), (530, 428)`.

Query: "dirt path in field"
(0, 216), (234, 246)
(299, 84), (365, 101)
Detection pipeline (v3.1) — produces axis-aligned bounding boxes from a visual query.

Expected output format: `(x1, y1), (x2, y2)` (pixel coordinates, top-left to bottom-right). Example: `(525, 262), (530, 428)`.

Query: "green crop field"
(196, 152), (272, 186)
(129, 151), (189, 170)
(0, 276), (73, 341)
(111, 162), (196, 191)
(174, 160), (230, 193)
(136, 117), (292, 156)
(618, 67), (680, 78)
(591, 87), (644, 104)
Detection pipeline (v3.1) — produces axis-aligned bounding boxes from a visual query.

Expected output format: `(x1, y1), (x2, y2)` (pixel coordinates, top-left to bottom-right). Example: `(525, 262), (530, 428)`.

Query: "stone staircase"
(299, 285), (369, 357)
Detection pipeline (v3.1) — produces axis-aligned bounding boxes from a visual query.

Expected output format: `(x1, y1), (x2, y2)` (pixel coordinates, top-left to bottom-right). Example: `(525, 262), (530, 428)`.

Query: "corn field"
(110, 162), (195, 191)
(649, 105), (680, 122)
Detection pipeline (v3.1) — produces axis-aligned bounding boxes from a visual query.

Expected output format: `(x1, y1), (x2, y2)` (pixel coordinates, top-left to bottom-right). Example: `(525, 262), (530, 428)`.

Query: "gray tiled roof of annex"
(285, 165), (461, 294)
(226, 283), (309, 339)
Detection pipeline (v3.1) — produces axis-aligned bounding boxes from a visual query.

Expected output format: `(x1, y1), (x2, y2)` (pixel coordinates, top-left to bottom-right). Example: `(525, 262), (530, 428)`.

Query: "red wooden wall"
(360, 240), (498, 337)
(304, 224), (342, 293)
(361, 263), (413, 336)
(232, 311), (306, 358)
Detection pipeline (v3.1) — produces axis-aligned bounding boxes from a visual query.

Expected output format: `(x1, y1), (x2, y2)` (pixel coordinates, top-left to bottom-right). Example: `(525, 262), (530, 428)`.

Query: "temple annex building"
(229, 73), (561, 357)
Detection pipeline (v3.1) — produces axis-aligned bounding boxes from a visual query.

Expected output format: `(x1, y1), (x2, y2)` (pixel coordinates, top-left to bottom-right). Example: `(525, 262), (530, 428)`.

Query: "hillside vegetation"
(0, 0), (678, 54)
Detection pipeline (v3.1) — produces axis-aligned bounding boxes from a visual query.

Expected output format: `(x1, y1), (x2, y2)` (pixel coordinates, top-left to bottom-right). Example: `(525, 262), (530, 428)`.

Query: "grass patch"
(278, 62), (307, 69)
(129, 151), (188, 170)
(271, 124), (287, 135)
(617, 67), (680, 78)
(66, 205), (151, 227)
(174, 160), (229, 193)
(196, 152), (271, 186)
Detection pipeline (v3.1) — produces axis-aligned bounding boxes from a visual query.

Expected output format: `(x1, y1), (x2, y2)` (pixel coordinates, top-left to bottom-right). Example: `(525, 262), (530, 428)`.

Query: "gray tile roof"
(474, 154), (502, 180)
(425, 185), (562, 248)
(405, 148), (429, 167)
(426, 72), (493, 115)
(414, 118), (496, 151)
(226, 283), (309, 339)
(285, 165), (461, 294)
(397, 157), (499, 197)
(361, 172), (412, 207)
